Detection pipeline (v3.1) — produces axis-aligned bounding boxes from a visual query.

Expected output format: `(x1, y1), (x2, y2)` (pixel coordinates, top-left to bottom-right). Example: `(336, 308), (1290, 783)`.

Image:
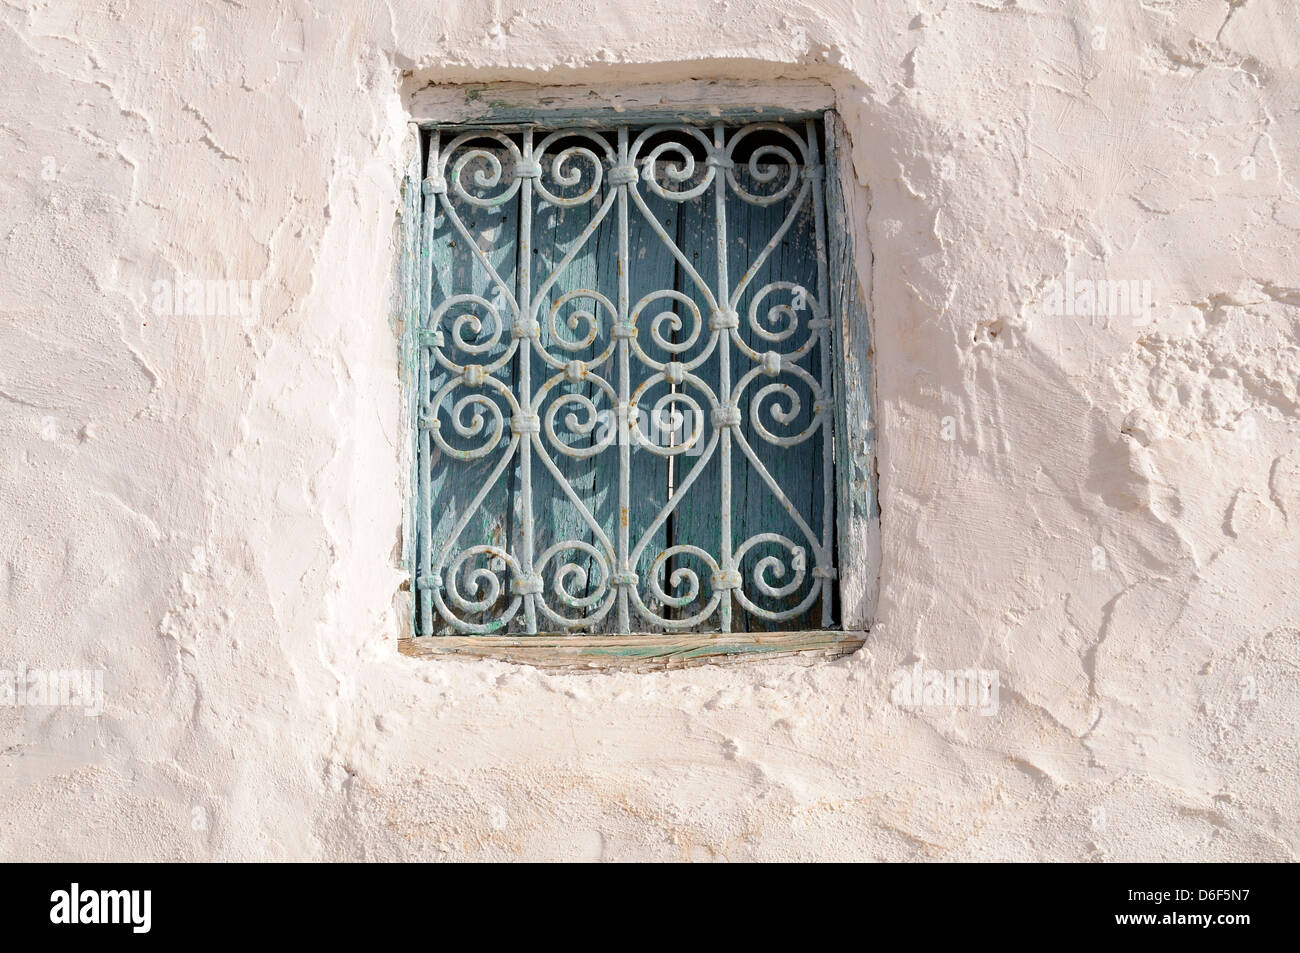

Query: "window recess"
(399, 100), (873, 666)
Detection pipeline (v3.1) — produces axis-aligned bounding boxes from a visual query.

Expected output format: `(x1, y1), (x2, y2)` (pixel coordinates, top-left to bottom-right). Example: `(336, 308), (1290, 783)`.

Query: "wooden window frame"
(395, 81), (877, 669)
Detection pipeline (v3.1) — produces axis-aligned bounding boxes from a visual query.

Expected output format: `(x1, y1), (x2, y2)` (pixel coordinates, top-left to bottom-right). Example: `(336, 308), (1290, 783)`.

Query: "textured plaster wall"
(1, 0), (1297, 860)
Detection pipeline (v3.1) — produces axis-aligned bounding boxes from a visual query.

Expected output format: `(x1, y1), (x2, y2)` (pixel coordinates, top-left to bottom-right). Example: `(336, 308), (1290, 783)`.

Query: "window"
(399, 87), (874, 666)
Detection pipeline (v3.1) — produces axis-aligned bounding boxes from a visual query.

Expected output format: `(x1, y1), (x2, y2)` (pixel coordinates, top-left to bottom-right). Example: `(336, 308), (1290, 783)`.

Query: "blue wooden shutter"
(415, 118), (837, 636)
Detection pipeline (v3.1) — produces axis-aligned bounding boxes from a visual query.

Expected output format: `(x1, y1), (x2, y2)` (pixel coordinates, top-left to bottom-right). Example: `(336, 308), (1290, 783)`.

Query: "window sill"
(398, 630), (867, 671)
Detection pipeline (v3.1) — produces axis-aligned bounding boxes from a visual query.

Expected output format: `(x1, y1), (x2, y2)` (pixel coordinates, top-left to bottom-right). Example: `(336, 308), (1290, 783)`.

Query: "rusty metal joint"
(510, 574), (543, 595)
(511, 318), (540, 339)
(710, 308), (739, 330)
(711, 569), (742, 590)
(510, 413), (540, 435)
(712, 405), (742, 429)
(608, 164), (639, 185)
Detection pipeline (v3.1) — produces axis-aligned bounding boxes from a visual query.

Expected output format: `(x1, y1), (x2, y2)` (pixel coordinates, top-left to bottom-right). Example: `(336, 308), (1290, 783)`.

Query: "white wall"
(1, 0), (1296, 860)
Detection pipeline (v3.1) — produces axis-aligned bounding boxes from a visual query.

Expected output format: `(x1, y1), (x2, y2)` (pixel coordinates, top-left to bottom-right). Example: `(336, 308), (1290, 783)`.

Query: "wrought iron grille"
(414, 118), (838, 635)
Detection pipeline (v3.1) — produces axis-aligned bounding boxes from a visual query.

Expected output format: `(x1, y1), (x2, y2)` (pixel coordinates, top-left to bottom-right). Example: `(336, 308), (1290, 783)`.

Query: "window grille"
(413, 117), (841, 637)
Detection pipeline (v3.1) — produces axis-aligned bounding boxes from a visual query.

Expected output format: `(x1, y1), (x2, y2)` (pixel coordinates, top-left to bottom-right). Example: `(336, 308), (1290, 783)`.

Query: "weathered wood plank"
(732, 161), (824, 632)
(426, 140), (521, 632)
(528, 170), (618, 624)
(623, 167), (680, 627)
(666, 159), (723, 628)
(399, 630), (867, 670)
(824, 112), (879, 628)
(410, 81), (835, 128)
(671, 159), (825, 632)
(399, 124), (423, 640)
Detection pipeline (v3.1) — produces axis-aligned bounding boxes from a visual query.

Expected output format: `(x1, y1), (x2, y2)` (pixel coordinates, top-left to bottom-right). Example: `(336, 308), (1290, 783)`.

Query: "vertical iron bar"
(616, 126), (632, 634)
(713, 122), (733, 633)
(518, 128), (538, 633)
(417, 130), (438, 637)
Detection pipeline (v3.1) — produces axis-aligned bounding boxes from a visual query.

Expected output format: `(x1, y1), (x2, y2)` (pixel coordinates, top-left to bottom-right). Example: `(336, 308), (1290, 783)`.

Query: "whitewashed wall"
(1, 0), (1296, 860)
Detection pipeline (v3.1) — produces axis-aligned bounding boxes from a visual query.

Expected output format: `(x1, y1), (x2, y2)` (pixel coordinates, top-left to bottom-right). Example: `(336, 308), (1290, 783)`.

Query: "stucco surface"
(1, 0), (1296, 860)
